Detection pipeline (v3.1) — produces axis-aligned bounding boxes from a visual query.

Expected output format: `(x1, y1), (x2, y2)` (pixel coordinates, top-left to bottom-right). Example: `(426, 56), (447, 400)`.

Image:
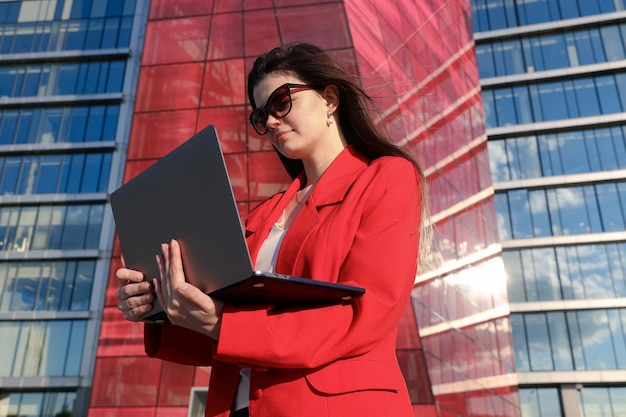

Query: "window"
(504, 243), (626, 302)
(0, 320), (86, 377)
(0, 260), (96, 312)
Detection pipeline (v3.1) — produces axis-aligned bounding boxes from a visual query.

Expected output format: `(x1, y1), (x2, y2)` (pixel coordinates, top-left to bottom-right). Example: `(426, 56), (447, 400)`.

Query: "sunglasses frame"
(249, 83), (313, 135)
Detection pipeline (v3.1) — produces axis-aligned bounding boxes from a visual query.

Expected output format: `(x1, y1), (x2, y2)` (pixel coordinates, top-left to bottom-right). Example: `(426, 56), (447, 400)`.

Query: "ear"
(321, 84), (340, 114)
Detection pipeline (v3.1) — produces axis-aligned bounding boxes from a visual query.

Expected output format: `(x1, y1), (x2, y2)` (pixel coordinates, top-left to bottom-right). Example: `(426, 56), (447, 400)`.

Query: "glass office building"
(472, 1), (626, 416)
(0, 0), (147, 415)
(18, 0), (626, 416)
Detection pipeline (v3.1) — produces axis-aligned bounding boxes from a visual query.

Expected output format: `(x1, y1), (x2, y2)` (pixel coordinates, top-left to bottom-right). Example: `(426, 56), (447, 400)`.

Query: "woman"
(116, 42), (428, 417)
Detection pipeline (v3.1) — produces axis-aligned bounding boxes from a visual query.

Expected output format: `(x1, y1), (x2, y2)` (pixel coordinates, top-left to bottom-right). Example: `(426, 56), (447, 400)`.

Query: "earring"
(326, 109), (334, 126)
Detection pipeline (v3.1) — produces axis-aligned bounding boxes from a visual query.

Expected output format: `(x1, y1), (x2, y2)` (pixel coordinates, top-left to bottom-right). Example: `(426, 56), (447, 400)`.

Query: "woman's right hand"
(116, 267), (154, 322)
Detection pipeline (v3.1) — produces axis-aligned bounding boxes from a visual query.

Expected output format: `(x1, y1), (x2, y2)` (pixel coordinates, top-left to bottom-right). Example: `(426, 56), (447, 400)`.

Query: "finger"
(168, 239), (185, 288)
(116, 267), (144, 284)
(160, 243), (173, 302)
(116, 281), (152, 301)
(153, 278), (164, 310)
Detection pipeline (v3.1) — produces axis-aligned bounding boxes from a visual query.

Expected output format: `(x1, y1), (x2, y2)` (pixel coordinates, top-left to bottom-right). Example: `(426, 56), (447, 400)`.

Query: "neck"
(302, 142), (347, 186)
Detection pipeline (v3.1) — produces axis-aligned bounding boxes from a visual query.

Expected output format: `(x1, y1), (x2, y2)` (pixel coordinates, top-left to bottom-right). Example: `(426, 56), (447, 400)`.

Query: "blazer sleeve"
(214, 158), (422, 369)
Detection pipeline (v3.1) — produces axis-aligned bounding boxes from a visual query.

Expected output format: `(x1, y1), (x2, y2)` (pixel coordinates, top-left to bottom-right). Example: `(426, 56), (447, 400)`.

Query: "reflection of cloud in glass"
(555, 187), (584, 208)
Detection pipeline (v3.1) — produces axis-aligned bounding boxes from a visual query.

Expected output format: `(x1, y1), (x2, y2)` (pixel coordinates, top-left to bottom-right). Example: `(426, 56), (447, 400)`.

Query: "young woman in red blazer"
(116, 43), (428, 417)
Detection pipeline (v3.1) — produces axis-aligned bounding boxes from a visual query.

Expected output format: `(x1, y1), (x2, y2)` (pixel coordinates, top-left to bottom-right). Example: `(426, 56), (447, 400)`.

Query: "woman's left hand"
(154, 239), (223, 340)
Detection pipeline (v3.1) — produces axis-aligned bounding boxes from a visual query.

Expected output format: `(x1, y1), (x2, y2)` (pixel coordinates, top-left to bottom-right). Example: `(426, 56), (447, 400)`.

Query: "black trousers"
(230, 407), (249, 417)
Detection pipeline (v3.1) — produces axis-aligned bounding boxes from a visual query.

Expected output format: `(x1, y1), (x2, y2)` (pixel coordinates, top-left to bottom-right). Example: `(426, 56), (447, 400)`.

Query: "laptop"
(109, 125), (364, 322)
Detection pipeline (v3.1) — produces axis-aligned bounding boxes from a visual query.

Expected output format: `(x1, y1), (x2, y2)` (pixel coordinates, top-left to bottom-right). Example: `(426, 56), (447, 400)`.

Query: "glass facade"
(473, 0), (626, 415)
(86, 0), (516, 416)
(0, 0), (144, 416)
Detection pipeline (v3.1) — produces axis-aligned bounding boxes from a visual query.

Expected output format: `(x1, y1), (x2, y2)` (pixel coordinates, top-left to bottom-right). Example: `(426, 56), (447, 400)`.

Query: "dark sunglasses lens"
(269, 90), (292, 118)
(250, 109), (268, 134)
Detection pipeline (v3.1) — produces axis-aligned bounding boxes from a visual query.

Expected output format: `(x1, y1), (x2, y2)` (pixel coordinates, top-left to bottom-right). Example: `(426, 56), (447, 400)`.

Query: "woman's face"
(252, 72), (332, 161)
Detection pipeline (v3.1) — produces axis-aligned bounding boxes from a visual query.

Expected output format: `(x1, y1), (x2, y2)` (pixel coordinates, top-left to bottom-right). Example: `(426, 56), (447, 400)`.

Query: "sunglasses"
(249, 83), (313, 135)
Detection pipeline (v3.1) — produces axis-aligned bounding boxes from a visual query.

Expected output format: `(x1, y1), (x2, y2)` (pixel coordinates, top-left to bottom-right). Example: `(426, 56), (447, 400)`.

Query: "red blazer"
(144, 146), (422, 417)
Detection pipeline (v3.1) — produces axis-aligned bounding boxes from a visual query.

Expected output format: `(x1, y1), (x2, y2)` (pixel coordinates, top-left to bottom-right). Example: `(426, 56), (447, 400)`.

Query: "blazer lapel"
(275, 146), (369, 275)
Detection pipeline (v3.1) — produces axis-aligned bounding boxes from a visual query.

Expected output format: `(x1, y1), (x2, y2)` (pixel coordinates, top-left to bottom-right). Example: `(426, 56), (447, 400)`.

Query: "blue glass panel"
(101, 17), (119, 48)
(525, 313), (554, 371)
(47, 206), (66, 250)
(592, 128), (618, 171)
(495, 193), (512, 239)
(118, 16), (132, 47)
(65, 154), (85, 193)
(71, 0), (94, 19)
(503, 251), (526, 302)
(509, 190), (534, 238)
(71, 261), (95, 310)
(91, 0), (107, 18)
(578, 310), (617, 369)
(607, 310), (626, 368)
(537, 82), (567, 121)
(547, 312), (574, 370)
(84, 18), (104, 49)
(0, 321), (20, 376)
(521, 250), (538, 301)
(615, 74), (626, 110)
(65, 321), (86, 375)
(82, 62), (101, 94)
(36, 155), (63, 193)
(579, 0), (600, 15)
(106, 61), (125, 92)
(56, 63), (80, 95)
(566, 311), (586, 369)
(607, 244), (626, 297)
(47, 261), (67, 310)
(596, 75), (621, 114)
(529, 190), (551, 237)
(67, 107), (88, 142)
(0, 110), (19, 144)
(84, 205), (103, 249)
(481, 90), (497, 128)
(596, 183), (626, 232)
(540, 34), (568, 70)
(579, 244), (615, 298)
(487, 140), (509, 181)
(513, 86), (533, 124)
(60, 205), (88, 249)
(487, 0), (508, 30)
(533, 248), (560, 300)
(64, 20), (88, 49)
(476, 45), (495, 78)
(581, 388), (613, 417)
(494, 88), (518, 126)
(43, 321), (71, 376)
(612, 127), (626, 168)
(537, 388), (563, 417)
(511, 314), (530, 371)
(584, 186), (603, 233)
(573, 78), (600, 117)
(557, 131), (589, 174)
(0, 157), (20, 195)
(601, 26), (626, 61)
(85, 106), (105, 141)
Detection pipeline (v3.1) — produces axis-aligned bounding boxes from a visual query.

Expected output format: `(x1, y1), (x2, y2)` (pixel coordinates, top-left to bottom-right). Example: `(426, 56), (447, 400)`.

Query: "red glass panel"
(96, 308), (147, 357)
(91, 357), (161, 406)
(396, 302), (421, 349)
(276, 4), (352, 49)
(198, 106), (247, 153)
(207, 13), (244, 59)
(200, 59), (246, 107)
(123, 160), (159, 183)
(411, 404), (438, 417)
(214, 0), (243, 13)
(143, 16), (211, 65)
(104, 256), (123, 307)
(158, 362), (195, 406)
(396, 349), (434, 404)
(88, 407), (156, 417)
(223, 153), (249, 202)
(128, 110), (198, 160)
(243, 9), (281, 57)
(243, 0), (274, 10)
(247, 151), (291, 200)
(149, 0), (214, 19)
(135, 63), (205, 112)
(193, 366), (212, 386)
(156, 408), (189, 417)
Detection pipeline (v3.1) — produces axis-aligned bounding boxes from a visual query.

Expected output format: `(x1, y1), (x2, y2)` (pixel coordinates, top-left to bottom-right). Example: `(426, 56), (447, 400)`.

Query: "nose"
(266, 113), (281, 132)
